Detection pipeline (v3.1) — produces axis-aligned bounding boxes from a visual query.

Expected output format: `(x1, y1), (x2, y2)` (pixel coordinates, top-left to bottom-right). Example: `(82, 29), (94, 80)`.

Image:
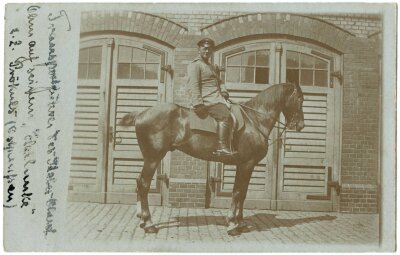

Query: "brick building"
(68, 9), (381, 214)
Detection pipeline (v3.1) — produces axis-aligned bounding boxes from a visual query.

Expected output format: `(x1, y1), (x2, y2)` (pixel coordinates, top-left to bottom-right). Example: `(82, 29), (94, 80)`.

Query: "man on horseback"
(186, 37), (236, 156)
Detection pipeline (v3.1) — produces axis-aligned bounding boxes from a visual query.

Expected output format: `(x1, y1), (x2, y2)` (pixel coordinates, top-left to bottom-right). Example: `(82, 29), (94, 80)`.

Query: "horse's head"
(282, 82), (305, 132)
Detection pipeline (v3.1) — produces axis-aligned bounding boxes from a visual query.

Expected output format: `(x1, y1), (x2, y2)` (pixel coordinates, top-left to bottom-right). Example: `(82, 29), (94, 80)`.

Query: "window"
(225, 50), (270, 84)
(117, 46), (161, 80)
(286, 51), (329, 87)
(78, 46), (102, 79)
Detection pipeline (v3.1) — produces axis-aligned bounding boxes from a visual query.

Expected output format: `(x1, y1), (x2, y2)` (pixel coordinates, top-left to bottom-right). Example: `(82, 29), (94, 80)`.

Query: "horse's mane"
(244, 83), (294, 109)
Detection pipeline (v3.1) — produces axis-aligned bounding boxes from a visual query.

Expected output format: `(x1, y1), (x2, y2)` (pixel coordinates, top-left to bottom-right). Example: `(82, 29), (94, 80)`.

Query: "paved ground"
(64, 202), (379, 252)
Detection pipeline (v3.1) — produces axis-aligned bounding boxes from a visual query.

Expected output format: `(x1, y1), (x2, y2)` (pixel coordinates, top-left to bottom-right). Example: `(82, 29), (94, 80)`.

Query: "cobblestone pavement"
(64, 202), (379, 252)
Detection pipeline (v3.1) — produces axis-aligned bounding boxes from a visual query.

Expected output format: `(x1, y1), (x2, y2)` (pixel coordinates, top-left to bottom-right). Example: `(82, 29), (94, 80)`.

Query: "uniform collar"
(197, 55), (211, 65)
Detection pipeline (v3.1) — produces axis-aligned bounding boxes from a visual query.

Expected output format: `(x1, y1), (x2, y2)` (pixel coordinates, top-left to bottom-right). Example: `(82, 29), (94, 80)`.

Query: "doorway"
(209, 40), (342, 211)
(68, 35), (172, 205)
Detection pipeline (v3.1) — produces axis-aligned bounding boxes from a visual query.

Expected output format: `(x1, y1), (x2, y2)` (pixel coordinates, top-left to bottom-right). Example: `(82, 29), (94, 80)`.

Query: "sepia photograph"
(3, 2), (397, 252)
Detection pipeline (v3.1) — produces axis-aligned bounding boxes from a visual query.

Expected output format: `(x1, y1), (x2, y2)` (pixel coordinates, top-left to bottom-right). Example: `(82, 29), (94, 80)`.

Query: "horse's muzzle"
(287, 120), (304, 131)
(296, 120), (305, 132)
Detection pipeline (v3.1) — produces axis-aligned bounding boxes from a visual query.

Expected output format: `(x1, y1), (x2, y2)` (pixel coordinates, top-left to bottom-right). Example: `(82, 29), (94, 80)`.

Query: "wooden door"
(69, 36), (171, 205)
(105, 38), (169, 205)
(68, 38), (112, 203)
(276, 47), (340, 211)
(210, 42), (279, 209)
(209, 41), (341, 212)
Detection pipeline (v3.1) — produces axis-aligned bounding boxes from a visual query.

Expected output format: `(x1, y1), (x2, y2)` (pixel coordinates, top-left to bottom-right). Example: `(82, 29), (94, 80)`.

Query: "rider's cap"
(197, 38), (215, 48)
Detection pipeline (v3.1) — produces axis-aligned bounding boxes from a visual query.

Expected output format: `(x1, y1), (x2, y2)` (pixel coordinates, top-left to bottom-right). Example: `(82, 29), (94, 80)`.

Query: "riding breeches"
(207, 103), (230, 122)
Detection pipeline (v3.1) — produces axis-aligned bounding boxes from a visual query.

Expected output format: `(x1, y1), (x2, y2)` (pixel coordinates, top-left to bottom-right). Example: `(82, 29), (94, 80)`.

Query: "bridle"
(236, 103), (295, 146)
(284, 87), (303, 129)
(238, 103), (287, 127)
(227, 86), (301, 146)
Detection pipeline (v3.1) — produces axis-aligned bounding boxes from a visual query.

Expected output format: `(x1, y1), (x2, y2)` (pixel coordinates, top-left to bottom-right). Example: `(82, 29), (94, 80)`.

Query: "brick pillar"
(340, 38), (380, 213)
(168, 36), (209, 208)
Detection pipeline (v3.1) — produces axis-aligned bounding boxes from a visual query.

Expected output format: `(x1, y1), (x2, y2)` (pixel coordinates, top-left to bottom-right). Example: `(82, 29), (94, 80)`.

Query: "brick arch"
(80, 11), (188, 47)
(201, 13), (355, 53)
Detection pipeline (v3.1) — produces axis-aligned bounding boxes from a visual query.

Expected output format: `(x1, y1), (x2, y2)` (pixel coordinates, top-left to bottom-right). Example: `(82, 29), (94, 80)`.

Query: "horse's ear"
(292, 82), (297, 93)
(293, 81), (302, 94)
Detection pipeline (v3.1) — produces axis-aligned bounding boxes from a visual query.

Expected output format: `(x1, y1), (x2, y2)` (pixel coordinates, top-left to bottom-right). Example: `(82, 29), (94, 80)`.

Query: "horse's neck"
(258, 106), (282, 132)
(244, 89), (285, 132)
(243, 102), (282, 137)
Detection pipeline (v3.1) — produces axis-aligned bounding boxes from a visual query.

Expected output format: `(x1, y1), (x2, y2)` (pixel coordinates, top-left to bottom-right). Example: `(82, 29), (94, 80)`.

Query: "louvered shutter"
(70, 85), (101, 187)
(277, 88), (335, 211)
(69, 43), (108, 202)
(105, 40), (165, 204)
(110, 85), (159, 192)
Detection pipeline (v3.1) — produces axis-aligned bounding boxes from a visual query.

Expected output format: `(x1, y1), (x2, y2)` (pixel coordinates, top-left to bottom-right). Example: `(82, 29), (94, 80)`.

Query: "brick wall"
(168, 149), (208, 208)
(314, 14), (382, 38)
(340, 38), (380, 213)
(169, 182), (207, 208)
(156, 11), (381, 38)
(160, 12), (239, 35)
(81, 11), (382, 38)
(169, 35), (210, 208)
(340, 184), (378, 213)
(80, 11), (188, 47)
(172, 47), (198, 105)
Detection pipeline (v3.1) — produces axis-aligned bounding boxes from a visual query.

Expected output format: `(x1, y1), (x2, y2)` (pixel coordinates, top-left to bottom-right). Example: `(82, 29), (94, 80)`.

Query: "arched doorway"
(209, 39), (342, 211)
(68, 35), (173, 205)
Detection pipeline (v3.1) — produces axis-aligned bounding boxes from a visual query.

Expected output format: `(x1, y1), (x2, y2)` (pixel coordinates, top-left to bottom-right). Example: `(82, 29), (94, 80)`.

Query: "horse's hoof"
(144, 225), (158, 234)
(227, 228), (241, 236)
(139, 220), (145, 228)
(238, 225), (251, 233)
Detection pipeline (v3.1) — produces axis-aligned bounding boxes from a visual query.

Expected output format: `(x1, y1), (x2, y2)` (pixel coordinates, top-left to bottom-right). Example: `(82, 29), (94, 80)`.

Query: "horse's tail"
(119, 112), (138, 126)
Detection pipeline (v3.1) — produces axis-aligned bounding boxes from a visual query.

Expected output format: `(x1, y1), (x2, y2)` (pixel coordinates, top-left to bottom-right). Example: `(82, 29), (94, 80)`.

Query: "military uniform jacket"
(186, 57), (228, 107)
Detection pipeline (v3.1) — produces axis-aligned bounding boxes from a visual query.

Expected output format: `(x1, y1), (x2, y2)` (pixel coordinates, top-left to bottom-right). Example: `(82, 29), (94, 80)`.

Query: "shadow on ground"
(155, 213), (337, 232)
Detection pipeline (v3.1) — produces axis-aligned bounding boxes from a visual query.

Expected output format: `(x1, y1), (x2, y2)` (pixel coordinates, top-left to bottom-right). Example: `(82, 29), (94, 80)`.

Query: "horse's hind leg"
(137, 158), (161, 233)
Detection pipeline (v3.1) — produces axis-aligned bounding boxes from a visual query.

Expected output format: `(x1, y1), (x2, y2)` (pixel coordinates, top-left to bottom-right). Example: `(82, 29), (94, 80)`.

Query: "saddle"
(189, 104), (245, 134)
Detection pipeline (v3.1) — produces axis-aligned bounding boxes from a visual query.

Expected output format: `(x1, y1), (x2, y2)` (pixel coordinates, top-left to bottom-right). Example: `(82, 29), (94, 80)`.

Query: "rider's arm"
(187, 62), (204, 106)
(220, 82), (228, 94)
(219, 80), (229, 99)
(216, 67), (229, 99)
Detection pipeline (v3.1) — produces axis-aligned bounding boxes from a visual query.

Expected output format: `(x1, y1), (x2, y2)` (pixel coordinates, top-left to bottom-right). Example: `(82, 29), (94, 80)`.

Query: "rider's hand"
(193, 104), (208, 118)
(221, 92), (229, 100)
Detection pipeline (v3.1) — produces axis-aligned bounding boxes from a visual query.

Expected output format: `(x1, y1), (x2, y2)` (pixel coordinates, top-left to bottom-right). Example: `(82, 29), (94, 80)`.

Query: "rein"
(226, 84), (299, 145)
(227, 100), (289, 146)
(237, 103), (286, 127)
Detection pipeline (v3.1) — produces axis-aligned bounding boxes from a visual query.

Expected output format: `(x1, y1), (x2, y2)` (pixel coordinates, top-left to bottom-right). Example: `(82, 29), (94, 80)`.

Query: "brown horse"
(119, 82), (304, 236)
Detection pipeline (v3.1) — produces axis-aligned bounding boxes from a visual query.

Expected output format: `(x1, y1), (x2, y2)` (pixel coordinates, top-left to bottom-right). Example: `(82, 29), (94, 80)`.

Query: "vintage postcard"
(3, 2), (396, 252)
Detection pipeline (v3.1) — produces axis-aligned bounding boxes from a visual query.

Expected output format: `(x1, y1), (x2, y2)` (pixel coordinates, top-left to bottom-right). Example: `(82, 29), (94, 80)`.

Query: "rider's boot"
(213, 121), (237, 156)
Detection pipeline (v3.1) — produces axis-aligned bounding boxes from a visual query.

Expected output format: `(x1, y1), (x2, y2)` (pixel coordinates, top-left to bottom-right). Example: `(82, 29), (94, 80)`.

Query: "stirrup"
(213, 148), (238, 156)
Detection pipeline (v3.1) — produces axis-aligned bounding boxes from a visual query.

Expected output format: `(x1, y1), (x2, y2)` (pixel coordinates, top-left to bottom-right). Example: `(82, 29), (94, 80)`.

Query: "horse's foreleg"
(232, 162), (255, 235)
(137, 159), (160, 233)
(235, 168), (253, 233)
(226, 165), (249, 236)
(226, 189), (241, 236)
(136, 178), (142, 218)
